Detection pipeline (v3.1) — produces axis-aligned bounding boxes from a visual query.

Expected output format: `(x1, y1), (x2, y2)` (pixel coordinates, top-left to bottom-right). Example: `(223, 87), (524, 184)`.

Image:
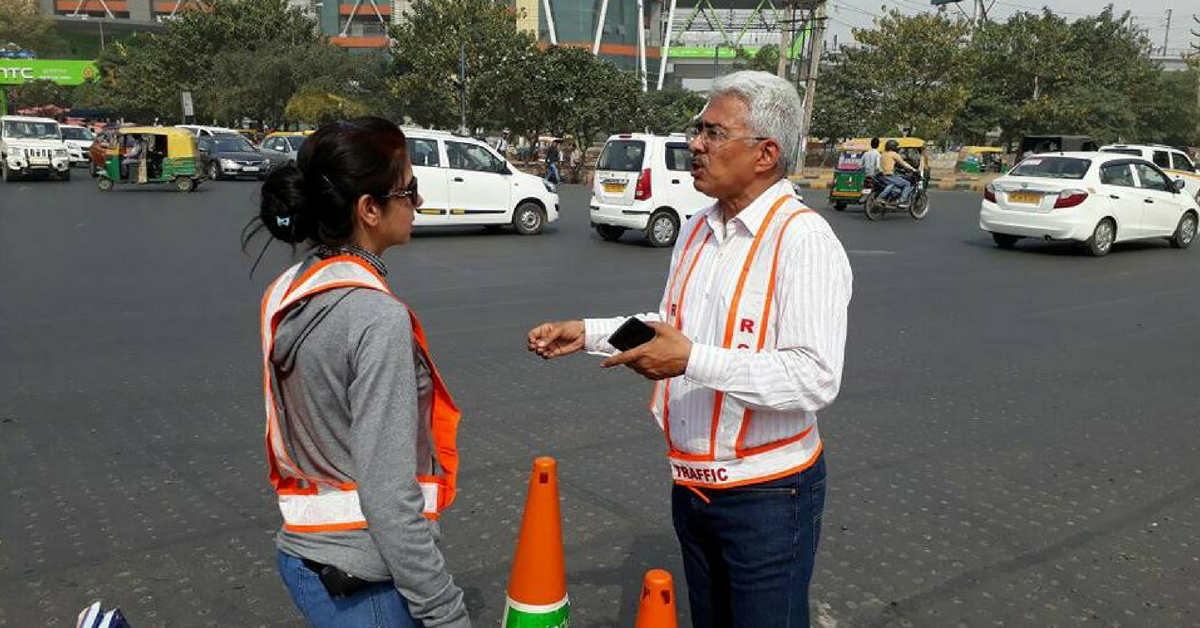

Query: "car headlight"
(55, 149), (68, 157)
(220, 159), (238, 168)
(8, 147), (23, 157)
(543, 180), (557, 194)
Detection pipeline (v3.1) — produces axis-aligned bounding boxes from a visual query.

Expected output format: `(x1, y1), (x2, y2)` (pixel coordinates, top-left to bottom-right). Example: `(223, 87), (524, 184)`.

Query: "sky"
(823, 0), (1196, 56)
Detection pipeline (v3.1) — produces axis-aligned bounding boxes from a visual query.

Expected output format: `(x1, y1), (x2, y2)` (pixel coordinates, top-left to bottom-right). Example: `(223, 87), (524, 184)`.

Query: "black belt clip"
(302, 559), (377, 598)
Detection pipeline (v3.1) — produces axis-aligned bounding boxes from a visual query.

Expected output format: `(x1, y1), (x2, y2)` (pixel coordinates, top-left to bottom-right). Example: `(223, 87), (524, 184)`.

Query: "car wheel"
(1086, 218), (1116, 257)
(833, 201), (847, 211)
(595, 224), (627, 242)
(97, 176), (114, 191)
(864, 195), (885, 221)
(176, 177), (196, 193)
(992, 233), (1020, 249)
(1, 160), (12, 183)
(208, 162), (222, 181)
(89, 162), (98, 178)
(58, 168), (71, 182)
(909, 190), (929, 220)
(645, 209), (679, 247)
(1169, 211), (1197, 249)
(512, 201), (545, 235)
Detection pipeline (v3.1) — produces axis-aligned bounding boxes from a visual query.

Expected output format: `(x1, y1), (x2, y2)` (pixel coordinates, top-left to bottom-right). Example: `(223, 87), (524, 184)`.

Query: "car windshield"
(62, 127), (94, 141)
(4, 120), (60, 139)
(1008, 157), (1091, 180)
(598, 140), (645, 172)
(286, 136), (306, 150)
(209, 136), (254, 152)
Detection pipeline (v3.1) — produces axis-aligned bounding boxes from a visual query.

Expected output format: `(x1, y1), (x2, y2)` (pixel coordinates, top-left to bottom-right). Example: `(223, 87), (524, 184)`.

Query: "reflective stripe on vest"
(650, 195), (821, 489)
(260, 255), (462, 532)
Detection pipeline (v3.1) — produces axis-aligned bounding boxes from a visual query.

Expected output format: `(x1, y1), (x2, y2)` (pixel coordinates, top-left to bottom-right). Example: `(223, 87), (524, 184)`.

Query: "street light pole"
(795, 0), (827, 176)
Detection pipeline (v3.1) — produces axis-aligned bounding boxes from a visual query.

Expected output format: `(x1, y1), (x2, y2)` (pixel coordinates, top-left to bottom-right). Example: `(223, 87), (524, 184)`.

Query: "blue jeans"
(277, 550), (418, 628)
(880, 174), (911, 203)
(545, 163), (560, 184)
(672, 455), (827, 628)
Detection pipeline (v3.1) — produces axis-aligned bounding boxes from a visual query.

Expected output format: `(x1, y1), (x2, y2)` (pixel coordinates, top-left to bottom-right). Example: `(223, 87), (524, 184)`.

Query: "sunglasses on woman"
(382, 176), (418, 202)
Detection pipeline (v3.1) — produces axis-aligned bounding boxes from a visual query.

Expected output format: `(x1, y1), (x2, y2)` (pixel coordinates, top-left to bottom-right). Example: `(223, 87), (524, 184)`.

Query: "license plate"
(603, 182), (625, 194)
(1008, 191), (1041, 204)
(243, 166), (260, 173)
(30, 157), (49, 165)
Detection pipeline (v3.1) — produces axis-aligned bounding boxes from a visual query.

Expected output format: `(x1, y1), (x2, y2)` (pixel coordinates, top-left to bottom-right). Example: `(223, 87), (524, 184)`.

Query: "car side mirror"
(1172, 178), (1186, 193)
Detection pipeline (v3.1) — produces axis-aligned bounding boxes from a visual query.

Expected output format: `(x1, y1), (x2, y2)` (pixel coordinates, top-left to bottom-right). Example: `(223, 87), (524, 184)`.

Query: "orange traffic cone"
(634, 569), (678, 628)
(502, 457), (569, 628)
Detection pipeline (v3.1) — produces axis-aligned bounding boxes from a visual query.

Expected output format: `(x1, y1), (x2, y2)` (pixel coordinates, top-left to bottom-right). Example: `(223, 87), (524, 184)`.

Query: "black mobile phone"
(607, 317), (656, 352)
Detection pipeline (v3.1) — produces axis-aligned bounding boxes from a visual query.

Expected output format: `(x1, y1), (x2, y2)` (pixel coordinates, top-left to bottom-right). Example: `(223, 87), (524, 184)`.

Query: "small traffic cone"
(634, 569), (677, 628)
(502, 457), (569, 628)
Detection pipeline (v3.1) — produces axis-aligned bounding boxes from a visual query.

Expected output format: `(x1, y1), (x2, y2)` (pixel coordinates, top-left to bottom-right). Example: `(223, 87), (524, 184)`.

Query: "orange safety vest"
(651, 194), (823, 489)
(260, 255), (461, 532)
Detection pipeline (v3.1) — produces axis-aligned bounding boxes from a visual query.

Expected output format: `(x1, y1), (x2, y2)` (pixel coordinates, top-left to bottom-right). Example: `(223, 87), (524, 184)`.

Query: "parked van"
(589, 133), (714, 246)
(404, 129), (559, 234)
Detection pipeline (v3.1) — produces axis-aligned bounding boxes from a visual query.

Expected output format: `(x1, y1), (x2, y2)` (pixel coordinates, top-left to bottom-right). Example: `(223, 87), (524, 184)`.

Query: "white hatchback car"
(980, 152), (1198, 256)
(589, 133), (715, 247)
(59, 124), (96, 167)
(405, 129), (559, 235)
(1099, 143), (1200, 203)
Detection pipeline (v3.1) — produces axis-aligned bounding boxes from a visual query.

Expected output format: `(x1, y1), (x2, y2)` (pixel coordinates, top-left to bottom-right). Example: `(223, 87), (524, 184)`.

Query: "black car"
(197, 134), (288, 180)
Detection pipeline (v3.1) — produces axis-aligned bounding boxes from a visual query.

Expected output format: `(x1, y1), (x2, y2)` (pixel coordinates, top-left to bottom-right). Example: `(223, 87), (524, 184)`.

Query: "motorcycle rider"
(879, 139), (917, 205)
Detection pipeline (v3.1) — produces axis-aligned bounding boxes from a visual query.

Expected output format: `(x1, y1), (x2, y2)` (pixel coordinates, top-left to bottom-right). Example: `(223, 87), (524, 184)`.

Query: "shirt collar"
(703, 178), (796, 240)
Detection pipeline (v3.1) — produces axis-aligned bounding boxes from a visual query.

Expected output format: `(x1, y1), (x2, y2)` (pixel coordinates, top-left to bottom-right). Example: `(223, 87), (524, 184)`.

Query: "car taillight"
(983, 183), (996, 203)
(634, 168), (652, 200)
(1054, 189), (1088, 209)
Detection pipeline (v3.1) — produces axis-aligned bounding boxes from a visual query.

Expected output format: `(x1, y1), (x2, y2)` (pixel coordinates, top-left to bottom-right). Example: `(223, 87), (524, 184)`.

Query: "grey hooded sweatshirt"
(269, 256), (470, 628)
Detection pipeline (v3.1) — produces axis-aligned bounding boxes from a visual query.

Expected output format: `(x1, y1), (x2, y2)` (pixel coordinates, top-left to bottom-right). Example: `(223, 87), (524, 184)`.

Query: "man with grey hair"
(527, 70), (851, 628)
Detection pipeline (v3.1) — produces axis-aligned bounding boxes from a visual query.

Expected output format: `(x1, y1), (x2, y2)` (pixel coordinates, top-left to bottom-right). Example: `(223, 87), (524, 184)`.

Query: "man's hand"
(600, 322), (693, 380)
(528, 320), (586, 359)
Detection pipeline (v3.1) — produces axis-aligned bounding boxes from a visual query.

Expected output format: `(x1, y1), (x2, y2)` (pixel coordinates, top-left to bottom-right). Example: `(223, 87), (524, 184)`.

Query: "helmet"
(884, 139), (900, 152)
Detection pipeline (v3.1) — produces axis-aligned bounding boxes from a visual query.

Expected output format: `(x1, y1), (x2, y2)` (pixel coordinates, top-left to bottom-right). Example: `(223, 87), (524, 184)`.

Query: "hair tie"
(276, 216), (291, 227)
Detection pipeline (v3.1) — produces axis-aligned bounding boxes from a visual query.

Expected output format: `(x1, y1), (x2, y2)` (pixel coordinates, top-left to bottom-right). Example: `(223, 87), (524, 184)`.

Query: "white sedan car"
(980, 152), (1199, 256)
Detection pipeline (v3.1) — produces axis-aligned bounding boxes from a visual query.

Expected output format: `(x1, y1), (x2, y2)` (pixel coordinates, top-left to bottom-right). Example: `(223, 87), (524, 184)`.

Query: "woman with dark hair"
(249, 117), (471, 628)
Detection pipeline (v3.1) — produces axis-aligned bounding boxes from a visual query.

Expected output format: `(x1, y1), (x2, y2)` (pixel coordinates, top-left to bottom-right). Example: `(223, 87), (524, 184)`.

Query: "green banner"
(667, 45), (803, 60)
(0, 60), (99, 85)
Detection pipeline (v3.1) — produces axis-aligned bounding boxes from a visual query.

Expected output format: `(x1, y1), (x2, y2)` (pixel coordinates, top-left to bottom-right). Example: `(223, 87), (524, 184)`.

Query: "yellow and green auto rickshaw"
(956, 146), (1005, 173)
(828, 137), (927, 211)
(96, 127), (202, 193)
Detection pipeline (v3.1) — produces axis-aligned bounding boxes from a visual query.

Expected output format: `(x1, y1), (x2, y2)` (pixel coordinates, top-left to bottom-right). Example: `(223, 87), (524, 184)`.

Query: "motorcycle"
(863, 169), (930, 221)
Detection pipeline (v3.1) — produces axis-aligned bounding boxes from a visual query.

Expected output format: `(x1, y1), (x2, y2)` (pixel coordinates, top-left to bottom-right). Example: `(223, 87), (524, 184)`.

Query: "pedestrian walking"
(494, 129), (510, 158)
(527, 71), (852, 628)
(248, 117), (471, 628)
(544, 138), (562, 185)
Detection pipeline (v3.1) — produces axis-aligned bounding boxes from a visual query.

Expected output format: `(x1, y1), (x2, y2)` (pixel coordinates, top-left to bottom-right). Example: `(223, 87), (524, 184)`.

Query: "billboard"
(0, 60), (99, 85)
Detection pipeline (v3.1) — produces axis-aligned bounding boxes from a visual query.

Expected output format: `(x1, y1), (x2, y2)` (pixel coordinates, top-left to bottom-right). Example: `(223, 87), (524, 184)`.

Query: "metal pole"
(795, 1), (826, 176)
(592, 0), (609, 55)
(542, 0), (558, 45)
(776, 1), (790, 78)
(656, 0), (678, 90)
(712, 43), (720, 83)
(637, 0), (648, 91)
(459, 41), (467, 133)
(1161, 8), (1171, 55)
(100, 19), (105, 53)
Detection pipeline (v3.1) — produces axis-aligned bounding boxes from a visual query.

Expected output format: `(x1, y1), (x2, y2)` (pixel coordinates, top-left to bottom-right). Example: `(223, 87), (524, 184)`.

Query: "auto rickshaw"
(828, 137), (928, 211)
(96, 127), (202, 193)
(956, 146), (1005, 173)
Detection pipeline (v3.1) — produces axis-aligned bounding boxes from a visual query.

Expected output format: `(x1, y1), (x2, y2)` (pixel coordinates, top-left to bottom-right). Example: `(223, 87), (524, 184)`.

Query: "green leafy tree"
(388, 0), (539, 130)
(640, 86), (706, 134)
(11, 80), (73, 109)
(733, 44), (780, 74)
(0, 0), (63, 55)
(286, 87), (369, 125)
(519, 46), (643, 148)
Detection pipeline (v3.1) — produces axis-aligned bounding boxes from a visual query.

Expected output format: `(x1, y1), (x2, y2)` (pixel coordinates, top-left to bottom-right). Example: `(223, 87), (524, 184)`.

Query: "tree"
(91, 0), (373, 124)
(732, 44), (780, 74)
(813, 11), (972, 143)
(388, 0), (539, 130)
(640, 86), (706, 135)
(286, 88), (369, 125)
(11, 80), (73, 110)
(0, 0), (63, 55)
(516, 46), (643, 147)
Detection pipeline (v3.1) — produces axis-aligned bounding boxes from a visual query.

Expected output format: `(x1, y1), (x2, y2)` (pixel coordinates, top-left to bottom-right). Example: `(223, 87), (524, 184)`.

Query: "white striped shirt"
(584, 178), (853, 458)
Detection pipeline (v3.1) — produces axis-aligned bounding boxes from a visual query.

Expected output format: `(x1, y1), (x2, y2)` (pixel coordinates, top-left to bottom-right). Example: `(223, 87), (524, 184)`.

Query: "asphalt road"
(1, 174), (1198, 628)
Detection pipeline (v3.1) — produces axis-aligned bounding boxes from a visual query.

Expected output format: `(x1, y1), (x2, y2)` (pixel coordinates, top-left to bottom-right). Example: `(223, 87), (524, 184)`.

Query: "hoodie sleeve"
(348, 306), (471, 628)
